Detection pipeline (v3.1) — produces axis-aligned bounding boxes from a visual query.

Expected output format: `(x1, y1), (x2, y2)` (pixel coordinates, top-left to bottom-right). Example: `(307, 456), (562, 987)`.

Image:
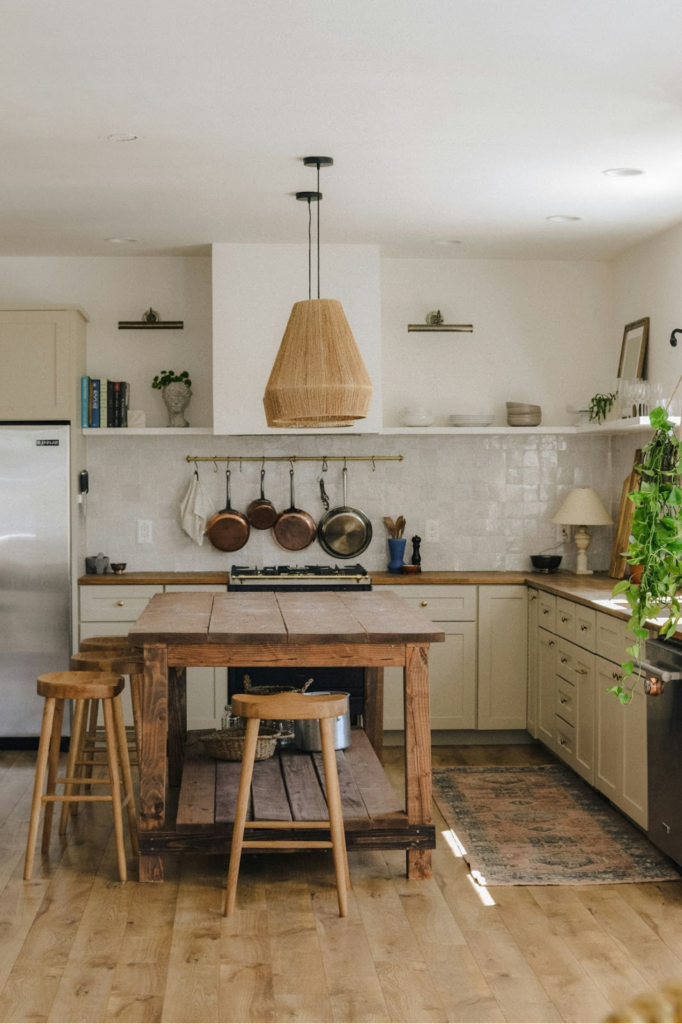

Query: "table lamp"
(552, 488), (613, 575)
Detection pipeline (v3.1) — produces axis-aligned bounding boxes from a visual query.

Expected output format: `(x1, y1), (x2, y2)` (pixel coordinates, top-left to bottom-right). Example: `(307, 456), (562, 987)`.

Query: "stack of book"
(81, 378), (130, 427)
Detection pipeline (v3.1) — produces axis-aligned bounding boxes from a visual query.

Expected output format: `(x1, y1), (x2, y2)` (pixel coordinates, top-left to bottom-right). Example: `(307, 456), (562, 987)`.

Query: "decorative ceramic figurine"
(162, 381), (192, 427)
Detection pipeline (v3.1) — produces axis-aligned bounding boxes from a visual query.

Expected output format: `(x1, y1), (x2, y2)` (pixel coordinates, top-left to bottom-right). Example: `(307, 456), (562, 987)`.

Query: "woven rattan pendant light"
(263, 157), (373, 428)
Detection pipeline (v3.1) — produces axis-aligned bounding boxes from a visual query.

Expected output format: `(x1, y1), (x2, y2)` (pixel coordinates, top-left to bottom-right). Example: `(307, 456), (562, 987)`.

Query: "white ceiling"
(3, 0), (682, 260)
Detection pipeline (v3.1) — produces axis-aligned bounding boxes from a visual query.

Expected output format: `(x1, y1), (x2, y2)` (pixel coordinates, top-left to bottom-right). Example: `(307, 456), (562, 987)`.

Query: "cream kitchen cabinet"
(383, 586), (477, 730)
(555, 638), (595, 785)
(79, 582), (227, 730)
(527, 590), (539, 738)
(0, 306), (87, 422)
(595, 655), (647, 828)
(477, 586), (528, 729)
(537, 627), (557, 748)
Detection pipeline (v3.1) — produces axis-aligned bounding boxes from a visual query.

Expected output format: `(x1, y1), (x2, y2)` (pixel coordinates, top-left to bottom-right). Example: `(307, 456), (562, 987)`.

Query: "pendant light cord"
(317, 162), (320, 299)
(307, 198), (312, 301)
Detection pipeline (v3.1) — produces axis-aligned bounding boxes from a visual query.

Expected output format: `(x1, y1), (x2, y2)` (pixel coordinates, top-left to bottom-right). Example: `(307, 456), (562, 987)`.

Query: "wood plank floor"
(1, 742), (681, 1023)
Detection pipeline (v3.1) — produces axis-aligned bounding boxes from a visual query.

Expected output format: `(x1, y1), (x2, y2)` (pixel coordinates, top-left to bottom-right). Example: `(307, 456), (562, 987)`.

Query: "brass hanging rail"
(185, 454), (403, 464)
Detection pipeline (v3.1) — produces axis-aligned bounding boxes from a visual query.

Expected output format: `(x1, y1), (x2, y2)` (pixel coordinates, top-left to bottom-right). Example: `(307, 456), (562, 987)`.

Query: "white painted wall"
(381, 258), (615, 426)
(0, 257), (212, 428)
(212, 244), (383, 434)
(614, 220), (682, 394)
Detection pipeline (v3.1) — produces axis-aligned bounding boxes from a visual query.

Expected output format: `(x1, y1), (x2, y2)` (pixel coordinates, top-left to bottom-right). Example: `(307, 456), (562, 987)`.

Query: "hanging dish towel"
(180, 471), (216, 546)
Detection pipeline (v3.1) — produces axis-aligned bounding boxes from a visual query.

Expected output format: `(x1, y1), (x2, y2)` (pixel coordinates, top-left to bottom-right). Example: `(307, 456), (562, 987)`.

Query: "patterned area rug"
(433, 764), (681, 885)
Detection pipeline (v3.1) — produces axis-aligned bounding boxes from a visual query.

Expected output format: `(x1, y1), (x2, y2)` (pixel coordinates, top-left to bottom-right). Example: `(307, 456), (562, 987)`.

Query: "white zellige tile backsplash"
(84, 432), (620, 574)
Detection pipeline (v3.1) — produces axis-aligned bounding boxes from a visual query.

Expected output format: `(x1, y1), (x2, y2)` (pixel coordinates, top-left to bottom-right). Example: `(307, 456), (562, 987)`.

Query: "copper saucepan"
(247, 467), (278, 530)
(272, 467), (317, 551)
(207, 469), (250, 551)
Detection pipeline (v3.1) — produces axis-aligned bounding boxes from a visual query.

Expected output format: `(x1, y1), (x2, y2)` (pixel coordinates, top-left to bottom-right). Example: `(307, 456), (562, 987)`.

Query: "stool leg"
(83, 698), (100, 792)
(113, 695), (139, 857)
(103, 698), (127, 882)
(24, 697), (56, 880)
(59, 699), (86, 834)
(129, 673), (143, 764)
(41, 699), (65, 853)
(224, 717), (260, 917)
(70, 698), (90, 818)
(320, 717), (349, 917)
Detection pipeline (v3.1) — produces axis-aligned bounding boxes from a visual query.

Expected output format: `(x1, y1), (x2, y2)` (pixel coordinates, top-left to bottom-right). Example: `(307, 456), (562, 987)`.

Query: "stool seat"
(80, 635), (131, 652)
(232, 691), (348, 721)
(37, 671), (124, 700)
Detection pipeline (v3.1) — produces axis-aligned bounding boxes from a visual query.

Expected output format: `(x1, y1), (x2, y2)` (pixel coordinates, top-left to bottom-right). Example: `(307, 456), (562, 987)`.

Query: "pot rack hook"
(371, 456), (376, 472)
(212, 457), (218, 473)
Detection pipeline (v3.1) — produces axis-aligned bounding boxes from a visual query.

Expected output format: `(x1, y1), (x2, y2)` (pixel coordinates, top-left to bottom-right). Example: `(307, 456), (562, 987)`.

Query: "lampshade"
(263, 298), (373, 428)
(552, 488), (613, 526)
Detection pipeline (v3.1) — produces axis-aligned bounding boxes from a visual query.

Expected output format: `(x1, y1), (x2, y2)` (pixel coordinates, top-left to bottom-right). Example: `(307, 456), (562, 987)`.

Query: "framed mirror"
(618, 317), (649, 380)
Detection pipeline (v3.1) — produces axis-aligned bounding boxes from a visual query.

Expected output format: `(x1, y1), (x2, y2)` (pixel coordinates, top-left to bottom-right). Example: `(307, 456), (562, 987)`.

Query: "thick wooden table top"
(128, 590), (446, 646)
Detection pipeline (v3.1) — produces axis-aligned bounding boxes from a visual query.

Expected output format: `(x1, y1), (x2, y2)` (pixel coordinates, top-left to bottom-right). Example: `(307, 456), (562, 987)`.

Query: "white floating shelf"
(83, 427), (214, 435)
(381, 425), (578, 435)
(577, 416), (679, 434)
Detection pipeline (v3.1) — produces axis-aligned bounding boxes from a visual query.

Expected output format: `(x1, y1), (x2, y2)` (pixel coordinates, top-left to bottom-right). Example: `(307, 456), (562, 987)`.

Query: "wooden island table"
(128, 590), (444, 883)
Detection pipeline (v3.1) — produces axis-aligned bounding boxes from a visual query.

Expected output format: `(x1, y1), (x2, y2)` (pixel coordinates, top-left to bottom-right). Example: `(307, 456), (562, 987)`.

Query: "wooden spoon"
(383, 516), (397, 538)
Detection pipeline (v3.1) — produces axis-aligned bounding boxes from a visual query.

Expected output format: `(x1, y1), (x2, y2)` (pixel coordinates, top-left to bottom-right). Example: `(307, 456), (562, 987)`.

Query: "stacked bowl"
(506, 402), (541, 427)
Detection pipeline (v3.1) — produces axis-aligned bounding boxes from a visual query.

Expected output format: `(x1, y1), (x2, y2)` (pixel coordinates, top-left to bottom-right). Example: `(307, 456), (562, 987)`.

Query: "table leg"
(168, 666), (187, 788)
(363, 666), (384, 760)
(403, 643), (432, 880)
(139, 644), (168, 882)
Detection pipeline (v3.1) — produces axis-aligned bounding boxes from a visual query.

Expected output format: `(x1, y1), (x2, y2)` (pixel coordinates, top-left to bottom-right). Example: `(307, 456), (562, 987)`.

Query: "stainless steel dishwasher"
(640, 636), (682, 866)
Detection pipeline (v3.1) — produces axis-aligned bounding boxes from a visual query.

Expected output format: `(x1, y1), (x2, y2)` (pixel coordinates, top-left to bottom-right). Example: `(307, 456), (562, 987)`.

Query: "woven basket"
(201, 726), (280, 762)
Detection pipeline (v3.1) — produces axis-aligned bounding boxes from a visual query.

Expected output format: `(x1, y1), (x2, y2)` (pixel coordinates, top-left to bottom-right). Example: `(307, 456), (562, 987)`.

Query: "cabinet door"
(620, 687), (648, 829)
(0, 311), (72, 420)
(537, 628), (556, 749)
(595, 656), (622, 802)
(165, 585), (228, 729)
(384, 624), (476, 730)
(556, 598), (577, 643)
(527, 591), (539, 738)
(574, 656), (595, 786)
(478, 586), (528, 730)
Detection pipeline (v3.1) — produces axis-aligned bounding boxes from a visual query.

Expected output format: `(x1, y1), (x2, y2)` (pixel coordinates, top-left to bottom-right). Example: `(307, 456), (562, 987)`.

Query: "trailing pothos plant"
(589, 391), (617, 424)
(609, 405), (682, 704)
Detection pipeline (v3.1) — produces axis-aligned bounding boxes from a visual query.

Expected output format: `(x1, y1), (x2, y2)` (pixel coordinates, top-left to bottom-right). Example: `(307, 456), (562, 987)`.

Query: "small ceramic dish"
(110, 563), (127, 574)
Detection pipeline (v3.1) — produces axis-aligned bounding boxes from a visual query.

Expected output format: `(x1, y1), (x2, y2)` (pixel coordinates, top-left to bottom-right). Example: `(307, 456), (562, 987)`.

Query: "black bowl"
(530, 555), (562, 573)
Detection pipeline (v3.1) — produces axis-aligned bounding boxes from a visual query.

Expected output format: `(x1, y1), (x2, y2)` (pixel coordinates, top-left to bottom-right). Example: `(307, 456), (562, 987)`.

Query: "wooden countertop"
(371, 570), (529, 585)
(78, 571), (229, 586)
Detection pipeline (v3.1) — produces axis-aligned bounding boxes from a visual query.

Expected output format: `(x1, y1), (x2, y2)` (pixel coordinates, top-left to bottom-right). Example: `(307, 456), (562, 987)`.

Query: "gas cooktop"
(231, 564), (368, 579)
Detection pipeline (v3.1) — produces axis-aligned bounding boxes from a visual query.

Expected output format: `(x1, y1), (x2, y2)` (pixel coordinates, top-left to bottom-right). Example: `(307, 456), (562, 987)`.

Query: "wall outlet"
(137, 519), (153, 544)
(557, 524), (570, 544)
(425, 519), (440, 543)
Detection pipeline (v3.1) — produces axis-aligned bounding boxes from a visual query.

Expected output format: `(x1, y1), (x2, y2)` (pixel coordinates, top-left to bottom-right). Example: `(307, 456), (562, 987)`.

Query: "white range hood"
(212, 243), (382, 434)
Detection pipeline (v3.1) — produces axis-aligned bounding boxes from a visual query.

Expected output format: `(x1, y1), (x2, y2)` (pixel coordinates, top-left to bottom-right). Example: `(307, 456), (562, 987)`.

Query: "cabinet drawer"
(555, 716), (576, 764)
(575, 606), (597, 653)
(381, 586), (476, 621)
(556, 598), (576, 642)
(537, 592), (556, 632)
(596, 612), (628, 664)
(556, 637), (577, 682)
(80, 585), (161, 622)
(556, 678), (576, 727)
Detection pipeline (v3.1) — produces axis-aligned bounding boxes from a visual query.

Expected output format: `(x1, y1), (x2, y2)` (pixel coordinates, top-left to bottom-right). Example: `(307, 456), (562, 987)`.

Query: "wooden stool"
(70, 650), (143, 785)
(24, 672), (138, 882)
(225, 691), (350, 918)
(79, 635), (131, 653)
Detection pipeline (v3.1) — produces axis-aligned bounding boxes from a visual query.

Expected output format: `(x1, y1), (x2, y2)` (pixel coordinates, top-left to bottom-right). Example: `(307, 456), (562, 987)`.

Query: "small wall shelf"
(83, 427), (214, 436)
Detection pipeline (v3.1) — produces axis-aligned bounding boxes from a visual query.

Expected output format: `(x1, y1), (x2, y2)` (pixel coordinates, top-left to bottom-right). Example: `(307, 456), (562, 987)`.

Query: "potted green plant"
(610, 405), (682, 703)
(151, 369), (192, 428)
(588, 391), (617, 424)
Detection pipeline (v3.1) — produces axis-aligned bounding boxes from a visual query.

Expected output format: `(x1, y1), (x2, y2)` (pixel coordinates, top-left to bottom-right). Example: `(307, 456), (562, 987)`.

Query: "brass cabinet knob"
(117, 600), (124, 606)
(530, 593), (537, 601)
(560, 738), (568, 747)
(560, 656), (568, 664)
(561, 615), (569, 623)
(580, 624), (588, 632)
(575, 667), (588, 675)
(549, 640), (555, 647)
(542, 608), (549, 614)
(560, 697), (568, 705)
(420, 600), (428, 607)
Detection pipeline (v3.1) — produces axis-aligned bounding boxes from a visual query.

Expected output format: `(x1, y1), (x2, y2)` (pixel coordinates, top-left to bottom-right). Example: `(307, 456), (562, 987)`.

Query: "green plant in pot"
(610, 405), (682, 703)
(151, 369), (192, 428)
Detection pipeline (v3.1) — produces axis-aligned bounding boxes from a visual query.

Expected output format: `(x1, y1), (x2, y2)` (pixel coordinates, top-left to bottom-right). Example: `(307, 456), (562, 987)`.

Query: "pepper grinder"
(411, 535), (422, 571)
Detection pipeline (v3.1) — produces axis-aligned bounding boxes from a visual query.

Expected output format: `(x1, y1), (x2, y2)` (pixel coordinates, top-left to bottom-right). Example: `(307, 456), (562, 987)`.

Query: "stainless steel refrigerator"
(0, 424), (71, 738)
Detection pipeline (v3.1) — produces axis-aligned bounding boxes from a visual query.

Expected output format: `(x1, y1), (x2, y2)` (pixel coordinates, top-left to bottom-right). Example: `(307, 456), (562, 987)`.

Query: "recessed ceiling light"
(434, 239), (463, 246)
(106, 133), (138, 142)
(105, 237), (137, 244)
(546, 215), (582, 223)
(602, 167), (645, 177)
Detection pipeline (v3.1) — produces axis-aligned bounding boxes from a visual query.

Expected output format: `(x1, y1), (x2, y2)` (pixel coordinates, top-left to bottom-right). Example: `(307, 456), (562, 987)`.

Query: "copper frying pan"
(246, 467), (278, 530)
(272, 467), (317, 551)
(207, 469), (250, 551)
